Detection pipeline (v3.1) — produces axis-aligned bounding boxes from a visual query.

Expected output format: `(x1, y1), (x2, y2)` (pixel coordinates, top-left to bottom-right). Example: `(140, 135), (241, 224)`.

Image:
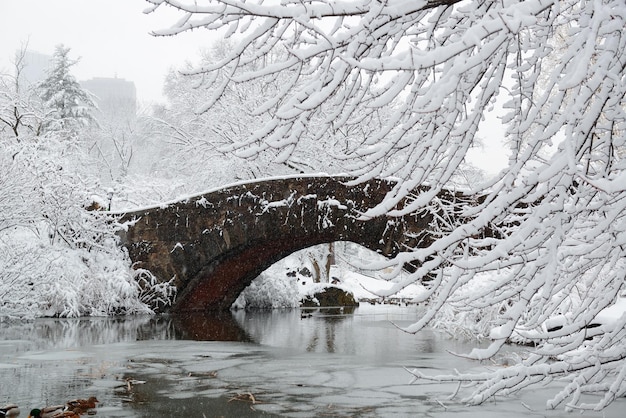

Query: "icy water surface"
(0, 304), (624, 417)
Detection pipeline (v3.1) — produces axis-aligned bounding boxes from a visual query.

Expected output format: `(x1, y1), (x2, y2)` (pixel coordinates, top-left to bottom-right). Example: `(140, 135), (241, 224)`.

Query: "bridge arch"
(119, 176), (438, 312)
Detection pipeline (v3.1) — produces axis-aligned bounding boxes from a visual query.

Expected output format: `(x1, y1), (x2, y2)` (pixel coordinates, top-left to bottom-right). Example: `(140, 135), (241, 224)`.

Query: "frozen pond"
(0, 304), (624, 417)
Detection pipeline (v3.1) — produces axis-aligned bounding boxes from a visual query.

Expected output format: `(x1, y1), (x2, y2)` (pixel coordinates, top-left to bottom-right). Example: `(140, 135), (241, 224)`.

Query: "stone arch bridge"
(119, 176), (468, 312)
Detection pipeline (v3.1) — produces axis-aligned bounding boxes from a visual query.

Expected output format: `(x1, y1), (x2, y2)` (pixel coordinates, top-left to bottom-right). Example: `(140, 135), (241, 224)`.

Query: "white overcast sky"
(0, 0), (211, 104)
(0, 0), (509, 173)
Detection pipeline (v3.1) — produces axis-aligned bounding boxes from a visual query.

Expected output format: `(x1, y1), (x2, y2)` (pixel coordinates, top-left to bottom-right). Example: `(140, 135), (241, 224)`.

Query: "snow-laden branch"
(146, 0), (457, 24)
(148, 0), (626, 409)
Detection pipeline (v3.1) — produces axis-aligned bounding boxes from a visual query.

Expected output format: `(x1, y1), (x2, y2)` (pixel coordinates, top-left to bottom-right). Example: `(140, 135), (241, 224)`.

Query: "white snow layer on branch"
(148, 0), (626, 409)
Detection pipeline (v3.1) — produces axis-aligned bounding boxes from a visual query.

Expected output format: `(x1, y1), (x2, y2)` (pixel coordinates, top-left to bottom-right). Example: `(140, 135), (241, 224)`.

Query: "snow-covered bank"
(0, 227), (176, 319)
(232, 251), (428, 310)
(233, 252), (626, 350)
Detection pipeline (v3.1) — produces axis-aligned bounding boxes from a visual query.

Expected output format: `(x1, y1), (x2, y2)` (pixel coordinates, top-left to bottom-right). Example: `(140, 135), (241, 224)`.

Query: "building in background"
(17, 50), (51, 86)
(14, 50), (138, 124)
(81, 76), (137, 123)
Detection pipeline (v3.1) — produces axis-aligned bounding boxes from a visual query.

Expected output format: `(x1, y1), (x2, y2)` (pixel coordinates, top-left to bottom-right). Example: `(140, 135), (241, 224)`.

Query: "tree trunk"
(325, 242), (335, 282)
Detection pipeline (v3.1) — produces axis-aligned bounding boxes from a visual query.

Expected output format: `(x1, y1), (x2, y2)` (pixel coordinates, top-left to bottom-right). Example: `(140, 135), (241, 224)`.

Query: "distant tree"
(38, 44), (96, 134)
(0, 46), (46, 139)
(151, 41), (352, 185)
(147, 0), (626, 410)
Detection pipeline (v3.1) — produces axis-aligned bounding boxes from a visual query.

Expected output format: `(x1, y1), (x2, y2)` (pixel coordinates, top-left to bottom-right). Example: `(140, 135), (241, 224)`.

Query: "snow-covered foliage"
(232, 271), (300, 309)
(147, 0), (626, 409)
(0, 60), (175, 318)
(0, 135), (175, 318)
(147, 40), (372, 188)
(1, 230), (147, 319)
(0, 47), (47, 139)
(38, 44), (97, 134)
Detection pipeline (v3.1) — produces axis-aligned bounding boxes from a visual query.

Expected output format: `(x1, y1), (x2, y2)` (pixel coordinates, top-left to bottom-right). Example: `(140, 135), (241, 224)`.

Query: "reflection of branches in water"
(306, 332), (320, 353)
(233, 308), (359, 354)
(231, 309), (285, 344)
(326, 321), (336, 353)
(0, 313), (254, 353)
(0, 316), (177, 350)
(305, 316), (337, 353)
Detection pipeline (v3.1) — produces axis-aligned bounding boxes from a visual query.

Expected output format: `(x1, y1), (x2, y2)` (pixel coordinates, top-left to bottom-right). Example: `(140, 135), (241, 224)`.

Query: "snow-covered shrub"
(0, 130), (175, 318)
(134, 268), (177, 312)
(232, 272), (299, 310)
(0, 230), (168, 318)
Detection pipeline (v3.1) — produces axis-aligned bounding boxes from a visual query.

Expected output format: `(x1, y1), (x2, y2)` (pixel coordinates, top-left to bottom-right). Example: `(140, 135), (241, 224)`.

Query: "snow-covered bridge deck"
(119, 176), (469, 312)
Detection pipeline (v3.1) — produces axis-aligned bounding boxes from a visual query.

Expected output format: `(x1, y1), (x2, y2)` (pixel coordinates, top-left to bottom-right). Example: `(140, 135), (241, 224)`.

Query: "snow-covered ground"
(304, 267), (427, 302)
(232, 244), (427, 310)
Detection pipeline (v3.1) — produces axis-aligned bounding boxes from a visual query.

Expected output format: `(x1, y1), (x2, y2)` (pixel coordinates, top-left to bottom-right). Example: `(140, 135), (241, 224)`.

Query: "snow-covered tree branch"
(148, 40), (360, 186)
(0, 46), (47, 139)
(146, 0), (626, 409)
